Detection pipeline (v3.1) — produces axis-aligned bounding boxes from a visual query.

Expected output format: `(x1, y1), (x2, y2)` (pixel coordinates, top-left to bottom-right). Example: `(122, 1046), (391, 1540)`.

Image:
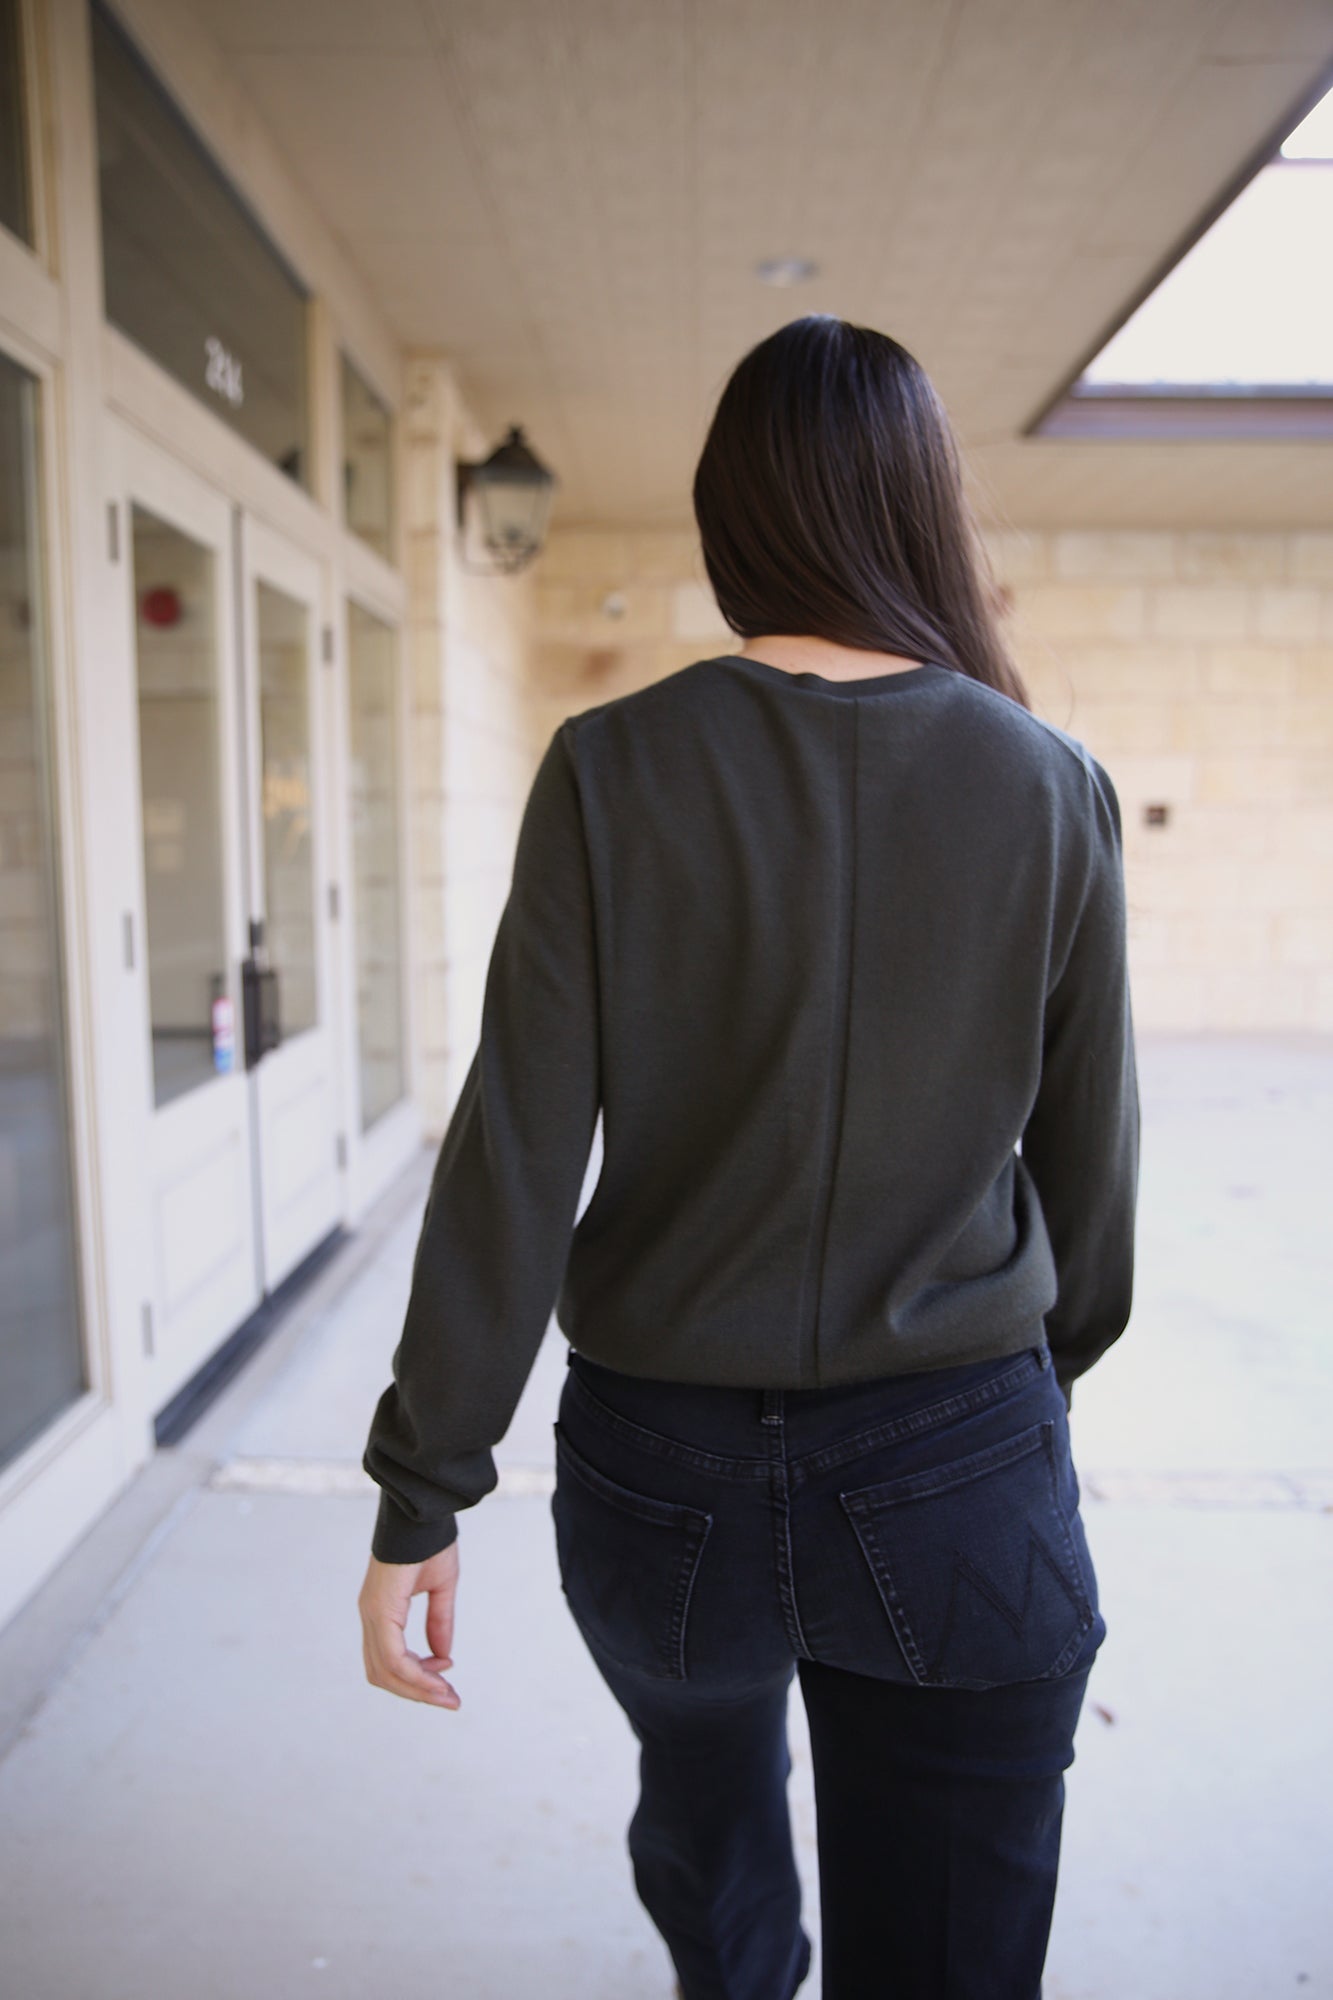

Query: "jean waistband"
(564, 1337), (1051, 1462)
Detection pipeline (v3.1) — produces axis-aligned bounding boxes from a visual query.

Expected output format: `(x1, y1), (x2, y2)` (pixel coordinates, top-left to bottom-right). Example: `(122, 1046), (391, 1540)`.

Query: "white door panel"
(107, 416), (261, 1405)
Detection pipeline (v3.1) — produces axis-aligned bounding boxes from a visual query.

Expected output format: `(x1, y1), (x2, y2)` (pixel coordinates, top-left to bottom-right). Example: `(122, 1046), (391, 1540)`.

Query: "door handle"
(240, 956), (281, 1067)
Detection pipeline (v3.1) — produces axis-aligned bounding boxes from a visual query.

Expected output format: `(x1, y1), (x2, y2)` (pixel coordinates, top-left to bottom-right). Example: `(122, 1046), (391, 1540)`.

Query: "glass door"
(108, 418), (346, 1411)
(109, 417), (260, 1406)
(238, 518), (342, 1288)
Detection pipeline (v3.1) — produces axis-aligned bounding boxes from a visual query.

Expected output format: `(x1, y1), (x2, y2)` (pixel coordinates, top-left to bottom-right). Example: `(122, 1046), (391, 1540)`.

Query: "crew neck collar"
(711, 653), (950, 697)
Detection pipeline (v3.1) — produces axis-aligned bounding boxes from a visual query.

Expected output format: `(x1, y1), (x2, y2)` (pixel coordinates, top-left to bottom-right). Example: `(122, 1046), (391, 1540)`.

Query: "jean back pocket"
(551, 1421), (713, 1680)
(839, 1419), (1097, 1691)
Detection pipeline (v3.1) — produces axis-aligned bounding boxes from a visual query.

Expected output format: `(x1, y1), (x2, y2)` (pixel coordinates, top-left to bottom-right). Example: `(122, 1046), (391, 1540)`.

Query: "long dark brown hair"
(692, 316), (1029, 709)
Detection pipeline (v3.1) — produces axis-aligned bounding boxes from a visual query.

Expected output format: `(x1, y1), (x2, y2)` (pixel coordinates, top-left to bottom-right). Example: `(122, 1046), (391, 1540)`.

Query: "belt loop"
(761, 1387), (783, 1426)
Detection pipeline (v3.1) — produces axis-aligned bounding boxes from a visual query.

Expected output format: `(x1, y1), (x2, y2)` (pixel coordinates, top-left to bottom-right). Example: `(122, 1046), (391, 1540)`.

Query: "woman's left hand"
(359, 1539), (462, 1709)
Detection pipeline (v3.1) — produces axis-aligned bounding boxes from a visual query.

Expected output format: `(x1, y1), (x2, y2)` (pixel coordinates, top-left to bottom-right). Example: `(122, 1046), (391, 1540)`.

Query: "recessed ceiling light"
(756, 256), (819, 287)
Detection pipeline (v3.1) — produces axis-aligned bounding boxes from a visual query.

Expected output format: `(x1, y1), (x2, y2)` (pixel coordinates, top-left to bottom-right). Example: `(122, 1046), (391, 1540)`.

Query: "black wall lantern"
(455, 424), (558, 575)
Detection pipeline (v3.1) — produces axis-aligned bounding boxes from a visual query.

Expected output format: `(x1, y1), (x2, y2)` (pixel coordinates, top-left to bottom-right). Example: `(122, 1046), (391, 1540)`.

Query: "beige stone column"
(401, 354), (538, 1131)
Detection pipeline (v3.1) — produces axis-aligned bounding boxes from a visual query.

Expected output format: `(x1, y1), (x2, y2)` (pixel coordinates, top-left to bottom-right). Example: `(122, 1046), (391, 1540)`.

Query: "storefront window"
(0, 352), (87, 1471)
(91, 1), (310, 485)
(0, 0), (32, 245)
(346, 603), (405, 1129)
(341, 355), (394, 560)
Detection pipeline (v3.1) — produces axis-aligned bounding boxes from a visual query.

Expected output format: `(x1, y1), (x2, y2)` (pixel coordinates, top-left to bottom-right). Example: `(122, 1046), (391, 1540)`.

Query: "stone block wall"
(1000, 529), (1333, 1032)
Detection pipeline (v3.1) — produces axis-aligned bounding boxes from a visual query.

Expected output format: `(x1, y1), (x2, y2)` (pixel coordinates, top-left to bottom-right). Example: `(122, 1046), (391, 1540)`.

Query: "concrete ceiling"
(193, 0), (1333, 530)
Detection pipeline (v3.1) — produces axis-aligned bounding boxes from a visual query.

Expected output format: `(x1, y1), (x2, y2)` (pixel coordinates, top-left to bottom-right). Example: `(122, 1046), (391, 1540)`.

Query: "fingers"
(364, 1628), (461, 1708)
(425, 1590), (455, 1667)
(393, 1648), (460, 1709)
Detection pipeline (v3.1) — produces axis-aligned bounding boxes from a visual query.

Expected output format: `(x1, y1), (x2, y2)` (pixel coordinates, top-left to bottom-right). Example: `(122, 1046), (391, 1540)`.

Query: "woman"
(358, 314), (1140, 2000)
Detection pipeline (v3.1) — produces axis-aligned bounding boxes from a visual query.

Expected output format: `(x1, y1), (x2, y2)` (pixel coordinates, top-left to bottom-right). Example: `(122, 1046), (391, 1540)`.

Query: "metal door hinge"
(335, 1132), (348, 1171)
(322, 625), (334, 664)
(141, 1302), (154, 1357)
(328, 882), (339, 922)
(107, 502), (120, 563)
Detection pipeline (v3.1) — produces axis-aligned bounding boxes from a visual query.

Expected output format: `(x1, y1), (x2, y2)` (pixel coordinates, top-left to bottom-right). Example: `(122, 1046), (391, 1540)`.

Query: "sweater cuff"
(370, 1489), (459, 1565)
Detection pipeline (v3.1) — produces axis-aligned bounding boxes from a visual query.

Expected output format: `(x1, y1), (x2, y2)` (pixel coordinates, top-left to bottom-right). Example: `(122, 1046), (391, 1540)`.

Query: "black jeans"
(551, 1335), (1105, 2000)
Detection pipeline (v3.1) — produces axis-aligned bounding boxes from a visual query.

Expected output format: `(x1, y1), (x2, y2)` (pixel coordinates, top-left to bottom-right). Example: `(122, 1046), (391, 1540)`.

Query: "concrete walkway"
(0, 1036), (1329, 1999)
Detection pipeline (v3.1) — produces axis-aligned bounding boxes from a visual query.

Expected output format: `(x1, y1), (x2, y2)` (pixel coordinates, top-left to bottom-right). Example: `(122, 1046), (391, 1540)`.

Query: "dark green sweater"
(364, 652), (1140, 1563)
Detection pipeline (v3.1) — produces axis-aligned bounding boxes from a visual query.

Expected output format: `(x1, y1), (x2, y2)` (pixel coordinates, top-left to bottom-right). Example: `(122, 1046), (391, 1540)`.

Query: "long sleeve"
(362, 721), (601, 1563)
(1021, 754), (1140, 1412)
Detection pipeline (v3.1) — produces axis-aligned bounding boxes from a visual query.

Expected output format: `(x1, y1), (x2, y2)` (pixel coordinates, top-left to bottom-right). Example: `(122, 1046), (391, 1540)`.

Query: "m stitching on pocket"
(838, 1420), (1095, 1691)
(552, 1423), (712, 1680)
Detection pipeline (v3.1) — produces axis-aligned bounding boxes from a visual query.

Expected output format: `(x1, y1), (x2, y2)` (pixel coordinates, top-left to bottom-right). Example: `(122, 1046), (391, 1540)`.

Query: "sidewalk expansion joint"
(209, 1457), (557, 1499)
(207, 1458), (1333, 1511)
